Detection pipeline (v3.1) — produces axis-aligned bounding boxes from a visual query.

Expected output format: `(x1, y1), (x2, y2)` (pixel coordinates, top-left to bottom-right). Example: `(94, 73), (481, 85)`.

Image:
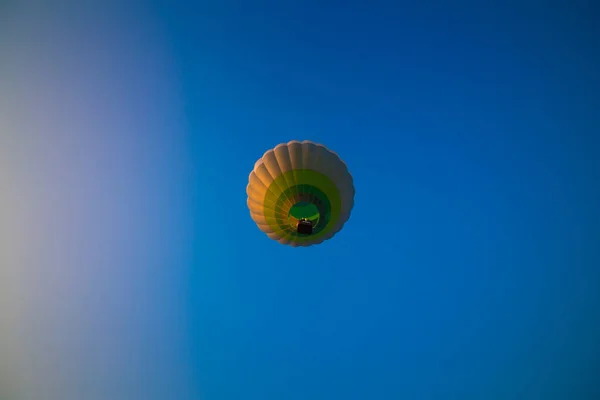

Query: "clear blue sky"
(161, 1), (599, 398)
(2, 1), (599, 399)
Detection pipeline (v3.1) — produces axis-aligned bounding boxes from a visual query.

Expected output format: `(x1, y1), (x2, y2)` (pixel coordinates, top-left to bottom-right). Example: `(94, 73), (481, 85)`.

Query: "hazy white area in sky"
(0, 3), (199, 399)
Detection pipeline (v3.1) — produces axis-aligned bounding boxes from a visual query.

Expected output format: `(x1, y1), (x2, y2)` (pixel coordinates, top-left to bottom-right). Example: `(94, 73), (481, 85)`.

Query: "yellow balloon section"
(247, 140), (355, 247)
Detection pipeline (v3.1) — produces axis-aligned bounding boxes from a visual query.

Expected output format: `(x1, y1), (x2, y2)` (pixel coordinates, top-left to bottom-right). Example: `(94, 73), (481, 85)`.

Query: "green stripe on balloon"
(273, 184), (332, 237)
(263, 169), (342, 243)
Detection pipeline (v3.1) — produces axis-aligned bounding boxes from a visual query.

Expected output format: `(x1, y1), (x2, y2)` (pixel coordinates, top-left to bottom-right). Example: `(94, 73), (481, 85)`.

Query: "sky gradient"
(1, 1), (599, 399)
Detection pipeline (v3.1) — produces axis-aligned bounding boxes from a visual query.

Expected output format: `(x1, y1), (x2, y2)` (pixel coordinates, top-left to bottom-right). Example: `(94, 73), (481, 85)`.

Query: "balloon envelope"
(247, 140), (355, 247)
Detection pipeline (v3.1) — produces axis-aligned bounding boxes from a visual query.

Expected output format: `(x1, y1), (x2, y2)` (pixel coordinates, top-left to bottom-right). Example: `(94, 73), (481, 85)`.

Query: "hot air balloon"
(247, 140), (355, 247)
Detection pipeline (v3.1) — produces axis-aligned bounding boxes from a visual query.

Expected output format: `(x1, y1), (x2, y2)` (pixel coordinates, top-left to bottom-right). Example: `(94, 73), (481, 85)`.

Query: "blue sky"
(1, 1), (599, 399)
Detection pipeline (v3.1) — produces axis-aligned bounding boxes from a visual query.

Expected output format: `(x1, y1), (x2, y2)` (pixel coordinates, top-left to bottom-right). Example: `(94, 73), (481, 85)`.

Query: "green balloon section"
(288, 201), (320, 227)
